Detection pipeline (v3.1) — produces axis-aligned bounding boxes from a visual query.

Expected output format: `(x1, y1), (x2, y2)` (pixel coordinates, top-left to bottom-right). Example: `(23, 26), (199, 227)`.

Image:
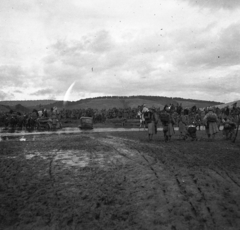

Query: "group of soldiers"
(0, 106), (142, 128)
(0, 102), (239, 141)
(139, 103), (240, 142)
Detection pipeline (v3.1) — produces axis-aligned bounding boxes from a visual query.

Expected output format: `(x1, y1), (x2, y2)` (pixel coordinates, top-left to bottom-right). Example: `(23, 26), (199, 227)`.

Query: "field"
(0, 129), (240, 230)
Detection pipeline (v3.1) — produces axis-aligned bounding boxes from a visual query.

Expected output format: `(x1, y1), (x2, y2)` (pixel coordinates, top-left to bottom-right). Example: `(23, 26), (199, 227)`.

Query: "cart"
(79, 117), (93, 129)
(37, 117), (62, 131)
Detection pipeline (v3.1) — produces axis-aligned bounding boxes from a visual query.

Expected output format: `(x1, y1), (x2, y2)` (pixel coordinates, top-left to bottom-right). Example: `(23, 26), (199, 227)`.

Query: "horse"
(136, 110), (146, 130)
(8, 114), (18, 130)
(25, 109), (39, 130)
(2, 114), (10, 129)
(15, 113), (28, 130)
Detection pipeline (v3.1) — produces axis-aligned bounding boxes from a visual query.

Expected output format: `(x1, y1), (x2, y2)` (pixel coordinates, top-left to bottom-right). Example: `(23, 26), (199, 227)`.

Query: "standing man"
(152, 107), (159, 135)
(160, 108), (174, 142)
(145, 108), (155, 141)
(178, 111), (189, 139)
(222, 117), (236, 140)
(204, 107), (219, 140)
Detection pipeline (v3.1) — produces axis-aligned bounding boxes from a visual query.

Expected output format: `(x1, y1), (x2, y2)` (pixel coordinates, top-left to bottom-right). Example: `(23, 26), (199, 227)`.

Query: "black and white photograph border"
(0, 0), (240, 229)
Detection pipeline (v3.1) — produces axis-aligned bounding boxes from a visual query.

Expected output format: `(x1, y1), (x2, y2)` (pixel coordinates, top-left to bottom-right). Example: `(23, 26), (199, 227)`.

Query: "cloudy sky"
(1, 0), (240, 103)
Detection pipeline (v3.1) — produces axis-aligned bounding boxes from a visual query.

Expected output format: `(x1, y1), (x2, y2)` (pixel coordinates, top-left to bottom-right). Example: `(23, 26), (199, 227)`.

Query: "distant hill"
(0, 104), (31, 113)
(0, 100), (58, 107)
(14, 104), (31, 113)
(0, 96), (223, 112)
(0, 105), (10, 113)
(43, 96), (222, 110)
(214, 100), (240, 109)
(66, 98), (165, 110)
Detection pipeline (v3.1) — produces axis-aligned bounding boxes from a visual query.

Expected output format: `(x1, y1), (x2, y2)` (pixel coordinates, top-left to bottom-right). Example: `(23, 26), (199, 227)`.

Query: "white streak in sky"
(63, 81), (76, 105)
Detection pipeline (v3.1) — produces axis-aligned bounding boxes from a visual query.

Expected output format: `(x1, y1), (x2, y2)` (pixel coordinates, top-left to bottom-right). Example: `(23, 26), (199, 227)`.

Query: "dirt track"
(0, 130), (240, 230)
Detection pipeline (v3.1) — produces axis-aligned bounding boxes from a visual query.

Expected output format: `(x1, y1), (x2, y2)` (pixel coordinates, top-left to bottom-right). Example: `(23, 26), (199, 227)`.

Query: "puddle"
(54, 149), (125, 168)
(0, 127), (162, 138)
(24, 148), (127, 168)
(0, 135), (34, 141)
(1, 126), (227, 139)
(25, 151), (48, 160)
(55, 150), (90, 167)
(0, 126), (228, 141)
(0, 127), (149, 142)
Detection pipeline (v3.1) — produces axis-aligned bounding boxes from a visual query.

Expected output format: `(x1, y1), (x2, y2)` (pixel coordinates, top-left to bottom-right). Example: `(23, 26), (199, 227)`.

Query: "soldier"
(160, 107), (174, 142)
(144, 108), (155, 140)
(142, 104), (149, 113)
(151, 107), (159, 135)
(203, 107), (219, 140)
(195, 112), (202, 130)
(178, 111), (188, 139)
(222, 117), (237, 140)
(183, 121), (198, 141)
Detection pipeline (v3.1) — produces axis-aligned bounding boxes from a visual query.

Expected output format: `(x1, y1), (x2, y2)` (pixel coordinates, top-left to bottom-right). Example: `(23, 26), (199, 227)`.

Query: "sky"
(0, 0), (240, 103)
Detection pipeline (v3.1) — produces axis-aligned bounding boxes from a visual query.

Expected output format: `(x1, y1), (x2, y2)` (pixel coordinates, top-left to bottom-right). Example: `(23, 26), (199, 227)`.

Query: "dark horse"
(16, 112), (28, 130)
(8, 114), (18, 129)
(26, 109), (39, 130)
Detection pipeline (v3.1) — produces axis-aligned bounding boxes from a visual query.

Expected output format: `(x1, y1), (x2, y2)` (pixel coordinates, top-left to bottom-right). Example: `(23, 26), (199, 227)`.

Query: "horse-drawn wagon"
(36, 116), (62, 131)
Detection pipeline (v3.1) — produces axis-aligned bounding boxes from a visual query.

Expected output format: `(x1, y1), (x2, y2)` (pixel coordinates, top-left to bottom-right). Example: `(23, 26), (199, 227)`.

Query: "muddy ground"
(0, 130), (240, 230)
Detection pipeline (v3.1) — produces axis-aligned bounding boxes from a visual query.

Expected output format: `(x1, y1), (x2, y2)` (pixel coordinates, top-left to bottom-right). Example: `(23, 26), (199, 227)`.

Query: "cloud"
(42, 30), (163, 98)
(195, 74), (240, 94)
(0, 0), (35, 12)
(0, 91), (8, 100)
(14, 90), (23, 93)
(88, 30), (115, 53)
(1, 0), (239, 103)
(31, 88), (53, 96)
(50, 30), (115, 58)
(39, 25), (240, 102)
(0, 65), (42, 92)
(0, 65), (26, 87)
(30, 88), (58, 100)
(0, 90), (14, 100)
(182, 0), (240, 10)
(173, 22), (240, 69)
(44, 29), (171, 75)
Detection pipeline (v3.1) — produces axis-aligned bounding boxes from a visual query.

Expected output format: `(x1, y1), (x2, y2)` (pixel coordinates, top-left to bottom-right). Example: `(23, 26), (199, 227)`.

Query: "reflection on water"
(0, 127), (162, 137)
(0, 127), (146, 141)
(20, 136), (26, 141)
(0, 126), (223, 141)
